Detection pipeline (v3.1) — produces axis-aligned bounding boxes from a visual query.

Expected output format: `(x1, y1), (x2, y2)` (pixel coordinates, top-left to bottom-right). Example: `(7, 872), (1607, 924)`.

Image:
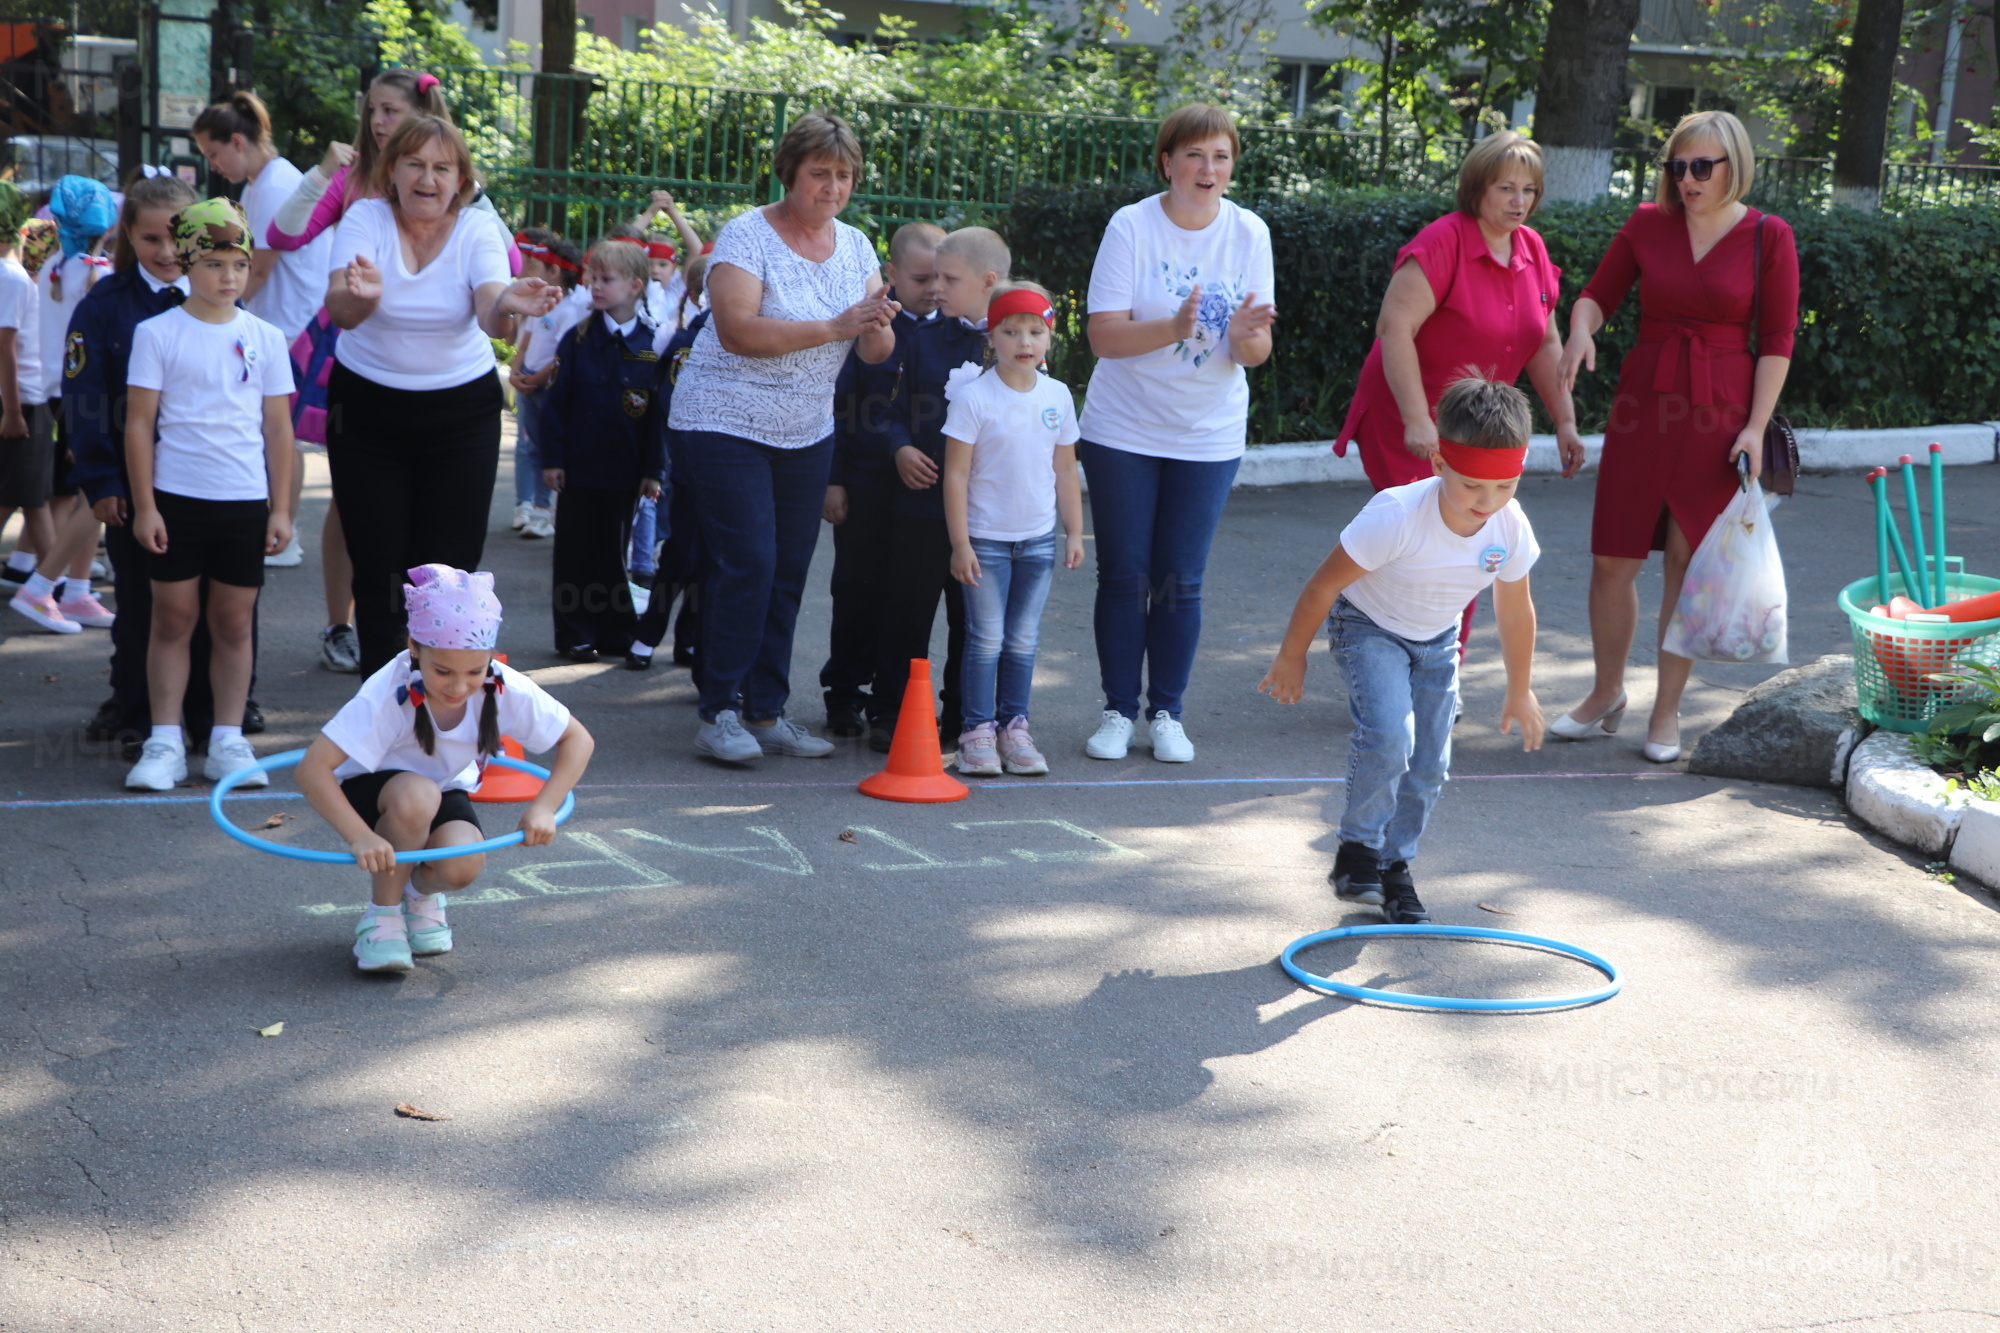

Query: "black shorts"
(49, 398), (77, 498)
(0, 401), (56, 507)
(149, 490), (268, 587)
(339, 770), (484, 834)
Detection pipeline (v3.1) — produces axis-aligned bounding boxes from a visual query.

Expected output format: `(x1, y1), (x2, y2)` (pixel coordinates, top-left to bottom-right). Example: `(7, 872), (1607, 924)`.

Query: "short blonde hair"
(888, 221), (945, 266)
(585, 236), (650, 285)
(1656, 110), (1755, 212)
(374, 116), (479, 212)
(935, 225), (1012, 282)
(773, 110), (864, 190)
(1437, 375), (1532, 450)
(1156, 103), (1240, 180)
(1457, 131), (1545, 220)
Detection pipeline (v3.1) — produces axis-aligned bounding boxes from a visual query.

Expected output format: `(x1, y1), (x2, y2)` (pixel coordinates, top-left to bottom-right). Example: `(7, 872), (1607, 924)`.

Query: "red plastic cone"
(470, 654), (547, 804)
(859, 658), (969, 804)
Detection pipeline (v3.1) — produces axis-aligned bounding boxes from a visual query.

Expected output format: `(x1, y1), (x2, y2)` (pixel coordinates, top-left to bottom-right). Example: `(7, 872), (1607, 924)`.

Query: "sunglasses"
(1666, 155), (1728, 182)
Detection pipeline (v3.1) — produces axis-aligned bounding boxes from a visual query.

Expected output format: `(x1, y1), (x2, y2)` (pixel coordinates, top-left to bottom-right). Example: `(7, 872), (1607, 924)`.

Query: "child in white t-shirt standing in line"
(0, 181), (68, 632)
(942, 282), (1084, 777)
(1259, 377), (1546, 924)
(122, 199), (296, 791)
(507, 228), (586, 540)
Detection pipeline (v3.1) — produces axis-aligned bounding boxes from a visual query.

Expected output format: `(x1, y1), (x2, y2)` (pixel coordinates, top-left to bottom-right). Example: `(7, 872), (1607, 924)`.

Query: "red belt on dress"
(1637, 319), (1749, 407)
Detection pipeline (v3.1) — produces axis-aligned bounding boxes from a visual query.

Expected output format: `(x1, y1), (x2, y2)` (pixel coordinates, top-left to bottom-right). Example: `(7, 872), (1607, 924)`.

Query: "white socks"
(61, 577), (90, 601)
(22, 572), (55, 599)
(150, 724), (183, 748)
(4, 550), (33, 575)
(211, 725), (243, 744)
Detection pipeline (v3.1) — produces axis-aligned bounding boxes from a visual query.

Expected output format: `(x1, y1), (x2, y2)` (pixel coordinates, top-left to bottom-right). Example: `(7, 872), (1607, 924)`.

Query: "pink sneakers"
(56, 591), (115, 628)
(955, 723), (1002, 776)
(997, 717), (1049, 775)
(9, 589), (80, 633)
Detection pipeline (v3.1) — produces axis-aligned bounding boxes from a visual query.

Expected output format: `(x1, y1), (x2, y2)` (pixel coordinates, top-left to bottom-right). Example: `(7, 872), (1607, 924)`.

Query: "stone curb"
(1229, 422), (1999, 489)
(1842, 729), (2000, 886)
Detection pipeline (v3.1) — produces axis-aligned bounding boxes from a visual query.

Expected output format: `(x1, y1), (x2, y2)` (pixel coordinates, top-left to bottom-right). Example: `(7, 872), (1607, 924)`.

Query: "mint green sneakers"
(403, 889), (452, 956)
(353, 907), (414, 974)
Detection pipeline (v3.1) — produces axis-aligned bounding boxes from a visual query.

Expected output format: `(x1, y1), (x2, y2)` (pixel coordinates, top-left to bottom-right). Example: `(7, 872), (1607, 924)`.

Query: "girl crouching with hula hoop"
(296, 564), (594, 974)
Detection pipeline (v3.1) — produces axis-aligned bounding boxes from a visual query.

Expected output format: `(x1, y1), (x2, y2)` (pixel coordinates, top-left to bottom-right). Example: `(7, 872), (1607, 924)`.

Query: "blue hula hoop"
(209, 747), (575, 865)
(1280, 923), (1621, 1012)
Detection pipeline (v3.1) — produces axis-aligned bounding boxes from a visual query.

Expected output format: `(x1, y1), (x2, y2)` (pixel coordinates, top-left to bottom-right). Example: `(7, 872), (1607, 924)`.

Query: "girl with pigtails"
(297, 564), (594, 976)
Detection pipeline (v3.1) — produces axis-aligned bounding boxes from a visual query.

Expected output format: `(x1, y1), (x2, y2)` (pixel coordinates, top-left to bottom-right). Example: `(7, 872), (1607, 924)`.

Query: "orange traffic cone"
(859, 658), (969, 804)
(470, 654), (547, 804)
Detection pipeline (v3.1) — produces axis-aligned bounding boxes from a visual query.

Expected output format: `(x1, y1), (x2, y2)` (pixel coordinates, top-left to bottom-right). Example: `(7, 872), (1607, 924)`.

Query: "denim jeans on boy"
(513, 391), (553, 509)
(680, 429), (831, 722)
(959, 531), (1057, 729)
(629, 494), (658, 576)
(1078, 440), (1240, 720)
(1330, 596), (1459, 866)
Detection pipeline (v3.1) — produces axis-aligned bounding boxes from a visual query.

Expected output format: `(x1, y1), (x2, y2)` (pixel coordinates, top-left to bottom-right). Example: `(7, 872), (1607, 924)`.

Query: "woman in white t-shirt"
(667, 110), (899, 764)
(194, 91), (338, 578)
(323, 115), (559, 675)
(1078, 103), (1278, 766)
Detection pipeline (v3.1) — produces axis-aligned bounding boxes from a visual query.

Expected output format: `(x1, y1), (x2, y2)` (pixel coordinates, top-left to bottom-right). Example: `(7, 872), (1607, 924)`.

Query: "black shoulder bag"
(1750, 215), (1800, 496)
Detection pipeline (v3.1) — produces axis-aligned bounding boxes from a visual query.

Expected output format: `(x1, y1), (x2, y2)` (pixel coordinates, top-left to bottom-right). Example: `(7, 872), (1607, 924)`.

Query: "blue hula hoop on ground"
(209, 747), (574, 865)
(1280, 923), (1621, 1012)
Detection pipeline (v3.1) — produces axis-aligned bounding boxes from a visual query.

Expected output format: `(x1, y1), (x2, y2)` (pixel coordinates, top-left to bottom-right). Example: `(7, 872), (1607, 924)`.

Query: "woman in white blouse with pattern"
(668, 110), (899, 765)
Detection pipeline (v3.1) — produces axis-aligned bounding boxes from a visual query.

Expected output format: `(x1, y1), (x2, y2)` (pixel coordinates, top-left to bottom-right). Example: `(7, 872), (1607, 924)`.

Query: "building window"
(622, 13), (642, 49)
(1271, 61), (1338, 118)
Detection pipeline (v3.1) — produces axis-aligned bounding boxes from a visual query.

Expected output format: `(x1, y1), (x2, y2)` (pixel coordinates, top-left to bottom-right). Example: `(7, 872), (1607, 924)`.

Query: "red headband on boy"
(512, 233), (580, 273)
(987, 289), (1055, 328)
(1437, 438), (1527, 480)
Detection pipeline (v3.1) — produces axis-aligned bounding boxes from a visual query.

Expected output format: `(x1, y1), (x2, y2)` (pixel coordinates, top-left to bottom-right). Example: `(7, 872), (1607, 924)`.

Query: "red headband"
(1437, 438), (1527, 480)
(646, 241), (676, 262)
(987, 288), (1055, 328)
(513, 234), (579, 273)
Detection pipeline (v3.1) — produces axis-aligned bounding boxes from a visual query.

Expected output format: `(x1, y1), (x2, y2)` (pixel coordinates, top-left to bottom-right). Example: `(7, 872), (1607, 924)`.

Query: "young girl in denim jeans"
(942, 282), (1084, 776)
(1259, 376), (1547, 923)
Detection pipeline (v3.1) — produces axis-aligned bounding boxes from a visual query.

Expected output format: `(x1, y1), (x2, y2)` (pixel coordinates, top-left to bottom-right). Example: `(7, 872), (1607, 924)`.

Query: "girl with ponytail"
(297, 563), (594, 975)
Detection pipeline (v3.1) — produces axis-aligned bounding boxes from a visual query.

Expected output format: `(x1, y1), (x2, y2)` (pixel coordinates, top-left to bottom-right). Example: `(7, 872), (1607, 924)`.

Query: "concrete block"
(1792, 423), (1995, 472)
(1949, 800), (2000, 888)
(1844, 730), (1967, 856)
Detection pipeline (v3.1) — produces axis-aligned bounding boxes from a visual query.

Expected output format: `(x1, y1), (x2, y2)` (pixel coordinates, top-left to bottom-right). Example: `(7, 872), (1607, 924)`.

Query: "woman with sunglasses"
(1553, 110), (1798, 763)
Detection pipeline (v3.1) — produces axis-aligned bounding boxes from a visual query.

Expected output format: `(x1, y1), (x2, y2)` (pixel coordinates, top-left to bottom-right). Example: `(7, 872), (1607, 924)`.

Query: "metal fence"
(430, 65), (1999, 236)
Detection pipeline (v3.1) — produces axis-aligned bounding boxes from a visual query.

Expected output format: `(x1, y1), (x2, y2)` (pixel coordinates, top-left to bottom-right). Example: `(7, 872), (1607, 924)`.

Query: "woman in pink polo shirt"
(1335, 131), (1586, 647)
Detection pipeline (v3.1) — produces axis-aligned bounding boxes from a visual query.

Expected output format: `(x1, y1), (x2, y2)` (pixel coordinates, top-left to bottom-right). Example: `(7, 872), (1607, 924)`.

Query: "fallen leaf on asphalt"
(43, 674), (58, 684)
(256, 1022), (284, 1038)
(394, 1103), (451, 1122)
(1476, 902), (1515, 915)
(838, 829), (857, 843)
(258, 812), (294, 829)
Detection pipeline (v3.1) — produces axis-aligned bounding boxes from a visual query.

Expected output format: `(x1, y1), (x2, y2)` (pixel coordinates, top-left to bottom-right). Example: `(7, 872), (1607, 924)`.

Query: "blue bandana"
(49, 175), (116, 261)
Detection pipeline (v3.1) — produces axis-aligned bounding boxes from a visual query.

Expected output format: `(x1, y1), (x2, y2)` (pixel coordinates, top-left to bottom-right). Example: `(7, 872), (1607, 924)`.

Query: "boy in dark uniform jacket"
(819, 221), (944, 737)
(873, 226), (1010, 751)
(539, 238), (668, 664)
(627, 307), (706, 670)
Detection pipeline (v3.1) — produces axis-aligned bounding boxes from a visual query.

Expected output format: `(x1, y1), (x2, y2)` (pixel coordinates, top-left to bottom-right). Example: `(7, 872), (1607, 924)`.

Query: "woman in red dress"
(1552, 111), (1799, 763)
(1336, 130), (1586, 647)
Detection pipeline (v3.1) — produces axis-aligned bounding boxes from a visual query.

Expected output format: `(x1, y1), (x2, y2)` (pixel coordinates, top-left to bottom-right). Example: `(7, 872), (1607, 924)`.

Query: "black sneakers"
(1381, 861), (1432, 924)
(1329, 841), (1385, 907)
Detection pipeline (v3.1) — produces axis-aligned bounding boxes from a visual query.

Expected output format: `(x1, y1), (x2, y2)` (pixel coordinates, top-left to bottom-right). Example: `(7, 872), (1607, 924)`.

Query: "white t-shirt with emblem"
(127, 306), (296, 501)
(1337, 476), (1539, 641)
(941, 365), (1081, 542)
(1080, 193), (1275, 462)
(0, 256), (46, 405)
(323, 656), (572, 792)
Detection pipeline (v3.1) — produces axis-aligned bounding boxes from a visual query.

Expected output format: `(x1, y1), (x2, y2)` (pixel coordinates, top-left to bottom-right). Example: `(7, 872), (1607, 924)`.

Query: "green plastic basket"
(1838, 565), (2000, 732)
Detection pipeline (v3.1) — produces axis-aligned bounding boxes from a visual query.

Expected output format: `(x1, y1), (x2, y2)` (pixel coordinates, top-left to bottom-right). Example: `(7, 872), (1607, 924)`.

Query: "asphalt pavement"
(4, 443), (1999, 1331)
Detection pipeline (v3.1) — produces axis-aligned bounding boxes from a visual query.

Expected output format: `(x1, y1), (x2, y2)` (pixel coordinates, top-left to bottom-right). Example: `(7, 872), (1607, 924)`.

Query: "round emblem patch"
(1478, 544), (1508, 574)
(622, 388), (649, 419)
(1041, 407), (1061, 430)
(63, 331), (85, 379)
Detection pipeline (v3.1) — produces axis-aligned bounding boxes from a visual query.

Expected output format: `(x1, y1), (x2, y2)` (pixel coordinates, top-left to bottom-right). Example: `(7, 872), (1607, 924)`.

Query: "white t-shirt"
(941, 365), (1081, 541)
(324, 656), (572, 792)
(36, 253), (98, 398)
(521, 282), (590, 374)
(0, 257), (45, 405)
(1080, 195), (1275, 462)
(328, 198), (510, 391)
(1338, 476), (1540, 641)
(242, 154), (334, 341)
(668, 208), (879, 449)
(127, 307), (296, 501)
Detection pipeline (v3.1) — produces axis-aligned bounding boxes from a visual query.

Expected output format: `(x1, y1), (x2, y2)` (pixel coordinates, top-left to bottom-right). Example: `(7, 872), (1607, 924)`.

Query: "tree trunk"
(1376, 33), (1395, 185)
(1832, 0), (1906, 211)
(1531, 0), (1645, 201)
(532, 0), (581, 229)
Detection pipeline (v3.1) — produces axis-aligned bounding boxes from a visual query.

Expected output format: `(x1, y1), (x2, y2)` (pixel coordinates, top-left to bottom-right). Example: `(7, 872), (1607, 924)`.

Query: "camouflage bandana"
(17, 219), (58, 277)
(171, 197), (253, 273)
(0, 183), (30, 243)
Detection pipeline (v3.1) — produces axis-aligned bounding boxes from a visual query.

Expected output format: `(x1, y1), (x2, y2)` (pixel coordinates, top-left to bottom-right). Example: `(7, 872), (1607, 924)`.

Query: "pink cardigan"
(266, 162), (523, 275)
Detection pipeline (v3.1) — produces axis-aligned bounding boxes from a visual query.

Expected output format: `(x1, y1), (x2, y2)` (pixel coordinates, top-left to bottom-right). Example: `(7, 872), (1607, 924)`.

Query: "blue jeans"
(1078, 440), (1239, 720)
(680, 430), (831, 721)
(629, 494), (658, 576)
(959, 532), (1057, 728)
(513, 392), (552, 509)
(1330, 597), (1459, 865)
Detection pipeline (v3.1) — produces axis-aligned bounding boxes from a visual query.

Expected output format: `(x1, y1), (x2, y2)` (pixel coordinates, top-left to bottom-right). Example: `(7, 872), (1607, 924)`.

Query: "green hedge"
(999, 185), (2000, 441)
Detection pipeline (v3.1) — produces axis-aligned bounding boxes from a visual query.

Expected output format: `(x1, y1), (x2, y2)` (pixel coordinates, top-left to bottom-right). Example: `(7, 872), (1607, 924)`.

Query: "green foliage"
(1923, 662), (2000, 778)
(1001, 185), (2000, 442)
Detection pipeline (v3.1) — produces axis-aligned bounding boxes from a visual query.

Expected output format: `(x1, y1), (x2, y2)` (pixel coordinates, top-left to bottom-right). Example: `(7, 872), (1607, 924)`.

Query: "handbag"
(1750, 215), (1800, 496)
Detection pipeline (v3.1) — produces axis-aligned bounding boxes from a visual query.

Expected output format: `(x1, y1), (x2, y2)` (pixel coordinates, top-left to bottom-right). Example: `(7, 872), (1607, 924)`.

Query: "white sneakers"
(520, 506), (554, 539)
(125, 739), (188, 790)
(697, 711), (836, 763)
(264, 534), (304, 568)
(204, 735), (268, 786)
(1085, 709), (1194, 763)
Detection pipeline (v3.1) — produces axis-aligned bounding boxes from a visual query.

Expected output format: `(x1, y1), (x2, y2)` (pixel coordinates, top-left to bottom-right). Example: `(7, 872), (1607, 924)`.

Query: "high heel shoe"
(1548, 691), (1628, 741)
(1643, 715), (1682, 764)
